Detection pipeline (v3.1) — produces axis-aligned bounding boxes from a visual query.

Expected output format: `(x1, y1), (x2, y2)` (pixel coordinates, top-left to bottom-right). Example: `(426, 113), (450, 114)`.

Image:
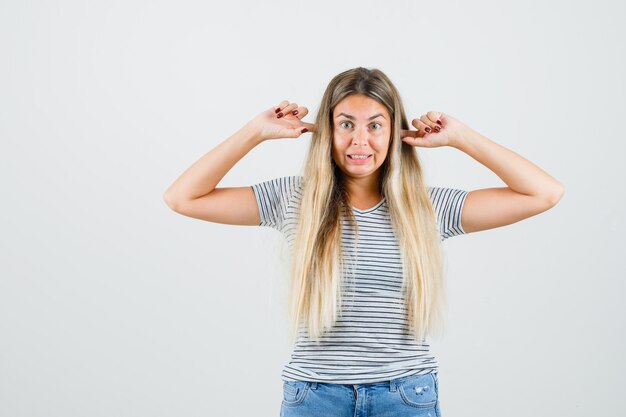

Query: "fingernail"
(275, 108), (280, 113)
(292, 110), (299, 115)
(277, 112), (283, 118)
(425, 127), (432, 133)
(436, 120), (442, 126)
(301, 128), (308, 133)
(434, 126), (440, 132)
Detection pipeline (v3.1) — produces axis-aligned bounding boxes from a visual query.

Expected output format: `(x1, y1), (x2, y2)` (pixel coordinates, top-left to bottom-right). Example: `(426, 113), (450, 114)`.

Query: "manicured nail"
(275, 108), (280, 113)
(301, 128), (308, 133)
(424, 127), (432, 133)
(434, 126), (440, 132)
(277, 112), (283, 118)
(436, 120), (442, 125)
(292, 110), (299, 115)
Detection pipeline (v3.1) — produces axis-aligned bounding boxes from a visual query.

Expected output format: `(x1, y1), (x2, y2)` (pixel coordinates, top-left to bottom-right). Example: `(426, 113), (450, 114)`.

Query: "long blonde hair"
(288, 67), (446, 345)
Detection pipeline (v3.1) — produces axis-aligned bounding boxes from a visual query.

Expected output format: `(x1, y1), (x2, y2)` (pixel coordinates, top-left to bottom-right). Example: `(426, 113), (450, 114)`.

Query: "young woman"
(163, 67), (564, 417)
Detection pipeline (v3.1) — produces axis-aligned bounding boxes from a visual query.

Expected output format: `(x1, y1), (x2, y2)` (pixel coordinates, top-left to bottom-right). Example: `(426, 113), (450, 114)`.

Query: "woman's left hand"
(401, 111), (470, 148)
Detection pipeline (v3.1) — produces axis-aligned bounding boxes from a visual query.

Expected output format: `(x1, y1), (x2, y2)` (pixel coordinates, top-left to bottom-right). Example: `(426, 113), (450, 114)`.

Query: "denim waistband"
(307, 371), (437, 392)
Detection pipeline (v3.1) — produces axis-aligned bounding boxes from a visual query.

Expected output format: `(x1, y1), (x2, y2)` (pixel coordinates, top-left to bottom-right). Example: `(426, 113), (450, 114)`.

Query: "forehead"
(333, 94), (389, 118)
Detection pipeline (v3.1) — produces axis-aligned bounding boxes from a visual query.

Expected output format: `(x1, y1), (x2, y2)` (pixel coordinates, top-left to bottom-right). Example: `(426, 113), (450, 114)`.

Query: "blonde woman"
(163, 67), (564, 417)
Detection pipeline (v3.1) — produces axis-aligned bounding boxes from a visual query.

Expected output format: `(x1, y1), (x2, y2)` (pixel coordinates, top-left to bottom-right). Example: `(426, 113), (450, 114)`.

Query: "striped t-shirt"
(251, 175), (468, 384)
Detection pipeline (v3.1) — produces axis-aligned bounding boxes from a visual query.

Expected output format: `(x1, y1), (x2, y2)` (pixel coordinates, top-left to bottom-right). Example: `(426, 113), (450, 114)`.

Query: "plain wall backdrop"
(1, 0), (624, 416)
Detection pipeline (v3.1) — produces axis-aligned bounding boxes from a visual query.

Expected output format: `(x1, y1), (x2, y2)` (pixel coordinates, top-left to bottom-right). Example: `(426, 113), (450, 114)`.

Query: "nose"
(352, 126), (369, 145)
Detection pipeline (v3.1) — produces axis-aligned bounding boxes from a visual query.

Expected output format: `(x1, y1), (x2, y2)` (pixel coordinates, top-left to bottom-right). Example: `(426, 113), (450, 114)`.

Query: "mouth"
(347, 154), (372, 160)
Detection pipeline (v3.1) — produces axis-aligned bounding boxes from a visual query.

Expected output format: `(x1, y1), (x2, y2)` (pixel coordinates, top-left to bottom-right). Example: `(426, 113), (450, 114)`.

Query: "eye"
(339, 121), (382, 129)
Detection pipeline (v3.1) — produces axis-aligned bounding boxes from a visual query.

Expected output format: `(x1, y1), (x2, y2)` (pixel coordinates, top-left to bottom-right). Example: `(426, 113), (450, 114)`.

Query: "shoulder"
(250, 175), (304, 230)
(426, 185), (468, 205)
(252, 175), (303, 191)
(425, 185), (469, 240)
(251, 175), (304, 206)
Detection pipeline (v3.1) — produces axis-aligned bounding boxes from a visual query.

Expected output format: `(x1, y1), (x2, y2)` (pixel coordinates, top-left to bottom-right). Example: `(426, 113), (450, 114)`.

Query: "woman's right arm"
(163, 124), (263, 225)
(162, 101), (313, 226)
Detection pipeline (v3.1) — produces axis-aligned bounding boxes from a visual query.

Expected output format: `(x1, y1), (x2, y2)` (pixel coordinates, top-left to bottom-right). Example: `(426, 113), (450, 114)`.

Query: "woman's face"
(331, 94), (392, 182)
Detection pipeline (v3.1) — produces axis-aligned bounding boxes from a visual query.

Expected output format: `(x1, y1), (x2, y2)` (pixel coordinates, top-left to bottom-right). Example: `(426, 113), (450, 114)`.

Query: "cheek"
(333, 135), (351, 149)
(374, 134), (391, 151)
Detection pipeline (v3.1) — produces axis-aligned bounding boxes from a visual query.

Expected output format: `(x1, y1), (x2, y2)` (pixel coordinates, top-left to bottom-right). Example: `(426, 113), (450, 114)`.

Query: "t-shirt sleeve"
(427, 186), (469, 241)
(250, 175), (302, 232)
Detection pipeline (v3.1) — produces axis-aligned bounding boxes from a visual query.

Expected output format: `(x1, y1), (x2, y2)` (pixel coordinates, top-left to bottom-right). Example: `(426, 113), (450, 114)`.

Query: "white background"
(1, 0), (624, 416)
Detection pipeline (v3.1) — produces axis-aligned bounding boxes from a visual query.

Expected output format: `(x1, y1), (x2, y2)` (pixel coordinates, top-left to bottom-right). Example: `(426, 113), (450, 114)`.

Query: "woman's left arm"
(402, 112), (565, 234)
(452, 126), (565, 233)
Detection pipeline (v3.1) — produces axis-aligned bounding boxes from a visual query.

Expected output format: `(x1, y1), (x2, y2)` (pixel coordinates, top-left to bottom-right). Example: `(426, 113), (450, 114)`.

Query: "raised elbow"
(163, 192), (180, 211)
(546, 183), (565, 207)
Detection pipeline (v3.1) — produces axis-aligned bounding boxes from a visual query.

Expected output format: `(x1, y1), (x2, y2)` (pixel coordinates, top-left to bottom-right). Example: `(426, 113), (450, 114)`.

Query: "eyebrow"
(335, 112), (385, 120)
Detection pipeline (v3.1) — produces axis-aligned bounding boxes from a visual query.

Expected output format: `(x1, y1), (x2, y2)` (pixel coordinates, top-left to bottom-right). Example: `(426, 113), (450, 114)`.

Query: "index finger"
(300, 122), (317, 132)
(400, 129), (420, 138)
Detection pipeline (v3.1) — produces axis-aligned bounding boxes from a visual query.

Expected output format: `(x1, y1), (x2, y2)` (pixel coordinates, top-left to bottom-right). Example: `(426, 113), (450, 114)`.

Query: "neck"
(342, 174), (382, 201)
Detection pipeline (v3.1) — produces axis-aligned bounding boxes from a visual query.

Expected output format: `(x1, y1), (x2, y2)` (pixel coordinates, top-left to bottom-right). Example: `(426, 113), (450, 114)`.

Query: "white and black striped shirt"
(251, 175), (468, 384)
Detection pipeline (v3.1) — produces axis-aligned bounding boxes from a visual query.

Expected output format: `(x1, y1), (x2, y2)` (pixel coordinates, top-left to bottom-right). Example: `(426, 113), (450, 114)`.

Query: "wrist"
(238, 123), (264, 146)
(450, 126), (476, 151)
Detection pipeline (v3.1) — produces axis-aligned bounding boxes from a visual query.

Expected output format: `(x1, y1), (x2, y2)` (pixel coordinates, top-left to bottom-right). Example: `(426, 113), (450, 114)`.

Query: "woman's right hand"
(245, 100), (316, 142)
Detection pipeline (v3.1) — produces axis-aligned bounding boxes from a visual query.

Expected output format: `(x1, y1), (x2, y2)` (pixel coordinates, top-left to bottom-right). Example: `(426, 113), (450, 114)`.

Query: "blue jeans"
(280, 372), (441, 417)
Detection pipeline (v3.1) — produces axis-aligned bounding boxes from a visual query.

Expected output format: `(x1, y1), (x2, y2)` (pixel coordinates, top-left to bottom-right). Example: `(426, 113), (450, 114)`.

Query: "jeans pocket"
(397, 373), (438, 409)
(282, 380), (311, 407)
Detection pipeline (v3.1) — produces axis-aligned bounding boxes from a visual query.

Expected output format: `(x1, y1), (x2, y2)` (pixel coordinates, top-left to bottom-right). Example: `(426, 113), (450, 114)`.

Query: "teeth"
(349, 155), (370, 159)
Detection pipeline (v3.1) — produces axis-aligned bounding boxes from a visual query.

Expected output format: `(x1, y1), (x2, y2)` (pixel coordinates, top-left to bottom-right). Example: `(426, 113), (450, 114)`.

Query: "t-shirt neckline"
(351, 197), (386, 214)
